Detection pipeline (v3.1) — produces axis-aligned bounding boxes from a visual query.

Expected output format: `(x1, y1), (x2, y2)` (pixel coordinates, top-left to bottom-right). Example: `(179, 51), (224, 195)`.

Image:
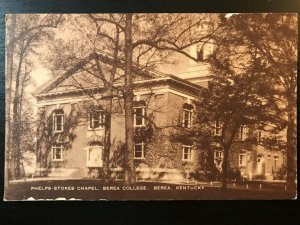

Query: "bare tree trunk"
(12, 49), (24, 179)
(5, 14), (16, 183)
(102, 95), (113, 182)
(102, 25), (120, 182)
(124, 13), (136, 185)
(286, 90), (296, 190)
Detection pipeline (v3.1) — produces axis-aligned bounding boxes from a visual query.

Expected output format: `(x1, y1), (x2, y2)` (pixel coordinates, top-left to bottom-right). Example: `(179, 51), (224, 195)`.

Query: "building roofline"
(36, 75), (203, 99)
(35, 52), (203, 99)
(35, 55), (172, 96)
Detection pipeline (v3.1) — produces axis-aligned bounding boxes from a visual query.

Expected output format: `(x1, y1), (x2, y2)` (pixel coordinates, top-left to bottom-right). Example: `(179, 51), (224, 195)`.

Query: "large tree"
(6, 14), (62, 179)
(46, 13), (219, 184)
(5, 14), (16, 187)
(210, 13), (297, 189)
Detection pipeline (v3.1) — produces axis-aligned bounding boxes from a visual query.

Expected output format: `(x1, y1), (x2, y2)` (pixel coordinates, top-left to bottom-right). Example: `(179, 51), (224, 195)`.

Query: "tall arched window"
(53, 109), (64, 133)
(86, 141), (103, 168)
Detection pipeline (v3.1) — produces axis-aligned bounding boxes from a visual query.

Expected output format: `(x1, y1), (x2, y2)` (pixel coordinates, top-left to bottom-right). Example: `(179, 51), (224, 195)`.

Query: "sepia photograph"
(4, 13), (297, 200)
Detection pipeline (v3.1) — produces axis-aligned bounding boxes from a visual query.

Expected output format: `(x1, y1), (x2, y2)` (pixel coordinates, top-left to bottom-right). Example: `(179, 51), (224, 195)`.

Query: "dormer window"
(89, 109), (105, 129)
(53, 109), (64, 133)
(182, 103), (193, 128)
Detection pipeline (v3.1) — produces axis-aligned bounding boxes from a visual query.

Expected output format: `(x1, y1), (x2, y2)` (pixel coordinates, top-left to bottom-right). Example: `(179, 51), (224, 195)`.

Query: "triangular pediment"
(35, 50), (171, 97)
(36, 61), (167, 97)
(42, 69), (123, 95)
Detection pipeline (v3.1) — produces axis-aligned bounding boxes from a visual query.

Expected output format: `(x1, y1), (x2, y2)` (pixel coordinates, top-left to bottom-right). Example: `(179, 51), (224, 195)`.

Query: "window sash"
(53, 114), (64, 132)
(52, 145), (63, 161)
(90, 110), (105, 129)
(134, 107), (145, 127)
(240, 125), (248, 140)
(182, 145), (192, 161)
(214, 150), (223, 159)
(134, 143), (145, 159)
(182, 110), (192, 128)
(239, 154), (246, 166)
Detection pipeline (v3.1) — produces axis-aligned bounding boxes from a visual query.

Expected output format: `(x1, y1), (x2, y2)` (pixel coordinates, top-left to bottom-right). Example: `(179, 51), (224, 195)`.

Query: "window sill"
(134, 157), (145, 160)
(88, 127), (105, 131)
(53, 131), (64, 134)
(182, 159), (194, 162)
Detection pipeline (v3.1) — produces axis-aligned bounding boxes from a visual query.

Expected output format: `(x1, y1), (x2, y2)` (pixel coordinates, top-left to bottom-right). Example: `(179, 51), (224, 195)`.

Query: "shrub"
(227, 168), (242, 181)
(253, 174), (266, 180)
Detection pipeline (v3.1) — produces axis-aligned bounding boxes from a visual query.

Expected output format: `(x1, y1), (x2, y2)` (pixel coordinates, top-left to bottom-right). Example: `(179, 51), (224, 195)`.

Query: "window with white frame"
(239, 125), (248, 140)
(182, 103), (193, 128)
(214, 120), (222, 136)
(134, 142), (145, 159)
(53, 110), (64, 133)
(182, 109), (192, 128)
(52, 144), (63, 161)
(89, 109), (105, 129)
(182, 145), (193, 161)
(239, 153), (246, 166)
(214, 150), (223, 159)
(134, 106), (145, 127)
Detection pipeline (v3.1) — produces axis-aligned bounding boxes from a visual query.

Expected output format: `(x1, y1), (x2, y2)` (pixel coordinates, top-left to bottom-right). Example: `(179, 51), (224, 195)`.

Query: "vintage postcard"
(4, 13), (297, 200)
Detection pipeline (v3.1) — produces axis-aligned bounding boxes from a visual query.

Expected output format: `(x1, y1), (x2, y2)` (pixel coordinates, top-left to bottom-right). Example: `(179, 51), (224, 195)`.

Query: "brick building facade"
(35, 48), (285, 181)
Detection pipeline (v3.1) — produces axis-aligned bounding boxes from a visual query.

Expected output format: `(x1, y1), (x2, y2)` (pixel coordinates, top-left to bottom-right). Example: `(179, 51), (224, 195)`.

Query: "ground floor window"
(86, 144), (103, 167)
(214, 150), (223, 160)
(239, 154), (246, 166)
(134, 143), (145, 159)
(52, 144), (63, 161)
(182, 145), (193, 161)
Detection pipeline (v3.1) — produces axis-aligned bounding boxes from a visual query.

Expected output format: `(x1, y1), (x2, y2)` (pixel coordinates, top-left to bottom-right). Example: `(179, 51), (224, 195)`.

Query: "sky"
(27, 13), (224, 94)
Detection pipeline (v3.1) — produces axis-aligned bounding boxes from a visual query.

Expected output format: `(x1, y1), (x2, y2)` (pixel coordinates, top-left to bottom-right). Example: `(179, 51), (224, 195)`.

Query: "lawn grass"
(4, 179), (297, 201)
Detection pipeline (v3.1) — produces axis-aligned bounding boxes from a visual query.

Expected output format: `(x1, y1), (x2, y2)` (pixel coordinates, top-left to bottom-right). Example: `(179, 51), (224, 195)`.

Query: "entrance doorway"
(86, 142), (103, 178)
